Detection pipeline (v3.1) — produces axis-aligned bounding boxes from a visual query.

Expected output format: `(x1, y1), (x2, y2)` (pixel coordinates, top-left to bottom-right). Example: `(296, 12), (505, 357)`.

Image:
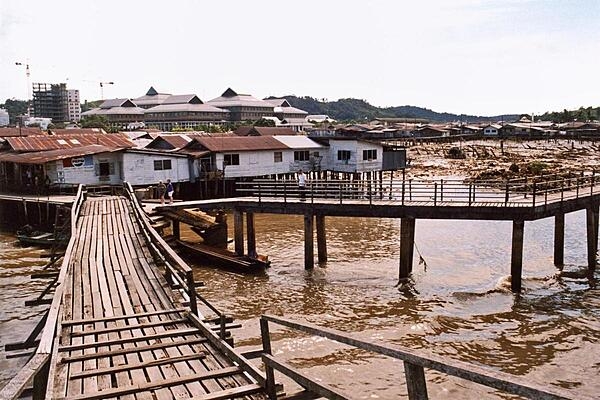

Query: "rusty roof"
(187, 136), (289, 152)
(233, 126), (298, 136)
(0, 145), (115, 164)
(0, 127), (47, 137)
(49, 128), (107, 135)
(145, 134), (192, 150)
(6, 133), (134, 152)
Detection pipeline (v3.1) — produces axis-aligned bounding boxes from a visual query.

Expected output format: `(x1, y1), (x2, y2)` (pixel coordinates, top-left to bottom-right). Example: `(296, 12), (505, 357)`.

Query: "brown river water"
(1, 211), (599, 398)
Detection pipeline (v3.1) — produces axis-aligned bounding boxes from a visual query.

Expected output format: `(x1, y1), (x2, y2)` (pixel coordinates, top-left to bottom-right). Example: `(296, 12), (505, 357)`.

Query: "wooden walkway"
(47, 196), (266, 399)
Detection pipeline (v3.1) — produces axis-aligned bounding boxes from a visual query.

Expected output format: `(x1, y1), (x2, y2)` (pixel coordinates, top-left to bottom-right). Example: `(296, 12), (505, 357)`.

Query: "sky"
(1, 0), (599, 116)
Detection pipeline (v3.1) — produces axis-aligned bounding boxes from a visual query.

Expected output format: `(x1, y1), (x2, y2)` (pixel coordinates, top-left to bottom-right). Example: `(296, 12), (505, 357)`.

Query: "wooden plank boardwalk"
(47, 196), (266, 400)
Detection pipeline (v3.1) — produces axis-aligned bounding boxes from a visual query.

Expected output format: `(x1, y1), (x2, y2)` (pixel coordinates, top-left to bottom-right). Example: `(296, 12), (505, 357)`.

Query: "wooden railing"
(260, 314), (590, 400)
(123, 182), (231, 339)
(237, 171), (600, 208)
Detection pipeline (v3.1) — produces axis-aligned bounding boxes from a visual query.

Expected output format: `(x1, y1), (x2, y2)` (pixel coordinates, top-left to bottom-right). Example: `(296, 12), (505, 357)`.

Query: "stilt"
(246, 212), (256, 258)
(586, 206), (597, 272)
(234, 210), (244, 256)
(316, 214), (327, 263)
(399, 217), (416, 279)
(511, 220), (524, 293)
(172, 219), (180, 240)
(304, 213), (314, 269)
(554, 213), (564, 268)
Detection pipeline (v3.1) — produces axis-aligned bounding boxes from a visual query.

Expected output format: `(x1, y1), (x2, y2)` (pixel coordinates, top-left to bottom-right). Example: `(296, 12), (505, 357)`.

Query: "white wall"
(216, 150), (291, 178)
(122, 152), (189, 185)
(326, 139), (383, 172)
(46, 152), (121, 185)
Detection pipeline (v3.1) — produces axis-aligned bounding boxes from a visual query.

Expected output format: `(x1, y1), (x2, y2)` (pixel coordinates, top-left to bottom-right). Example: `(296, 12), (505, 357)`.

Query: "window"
(224, 154), (240, 166)
(337, 150), (351, 161)
(363, 149), (377, 160)
(294, 150), (310, 161)
(274, 151), (283, 163)
(153, 159), (173, 170)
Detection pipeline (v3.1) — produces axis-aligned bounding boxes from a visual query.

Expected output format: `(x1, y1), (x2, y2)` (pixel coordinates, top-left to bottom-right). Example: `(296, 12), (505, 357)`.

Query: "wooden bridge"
(162, 171), (600, 293)
(1, 177), (597, 400)
(0, 184), (267, 400)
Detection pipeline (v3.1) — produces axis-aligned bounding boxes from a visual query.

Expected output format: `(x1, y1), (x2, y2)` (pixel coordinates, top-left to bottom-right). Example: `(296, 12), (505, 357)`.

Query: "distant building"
(133, 86), (172, 109)
(206, 88), (275, 121)
(32, 83), (69, 123)
(24, 116), (52, 130)
(482, 124), (501, 136)
(81, 99), (145, 128)
(264, 98), (312, 132)
(67, 89), (81, 122)
(306, 115), (336, 124)
(144, 95), (229, 131)
(0, 109), (9, 127)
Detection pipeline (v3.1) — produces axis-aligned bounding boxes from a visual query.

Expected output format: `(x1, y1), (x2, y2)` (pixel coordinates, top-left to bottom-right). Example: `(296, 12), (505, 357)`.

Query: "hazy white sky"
(1, 0), (599, 116)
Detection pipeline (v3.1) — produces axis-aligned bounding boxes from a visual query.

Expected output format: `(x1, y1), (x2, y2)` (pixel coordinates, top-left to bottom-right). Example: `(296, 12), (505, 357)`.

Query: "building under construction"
(32, 83), (69, 123)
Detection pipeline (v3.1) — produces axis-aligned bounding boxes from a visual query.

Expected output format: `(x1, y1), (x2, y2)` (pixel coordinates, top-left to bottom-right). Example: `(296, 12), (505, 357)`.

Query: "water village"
(1, 86), (599, 400)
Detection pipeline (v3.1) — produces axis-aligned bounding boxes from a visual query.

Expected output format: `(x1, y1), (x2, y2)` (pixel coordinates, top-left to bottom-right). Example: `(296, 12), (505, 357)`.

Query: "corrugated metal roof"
(273, 136), (323, 149)
(6, 133), (134, 152)
(0, 127), (47, 137)
(49, 128), (106, 135)
(161, 94), (202, 105)
(82, 106), (145, 116)
(145, 134), (192, 150)
(190, 136), (289, 152)
(207, 90), (275, 108)
(0, 145), (114, 164)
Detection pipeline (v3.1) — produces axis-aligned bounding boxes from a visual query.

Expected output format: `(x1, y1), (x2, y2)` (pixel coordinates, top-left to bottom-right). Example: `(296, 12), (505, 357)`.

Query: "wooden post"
(260, 318), (277, 400)
(511, 220), (524, 293)
(554, 213), (564, 268)
(304, 213), (314, 269)
(404, 362), (428, 400)
(234, 210), (244, 256)
(316, 214), (327, 263)
(586, 206), (597, 272)
(399, 217), (416, 279)
(246, 212), (256, 258)
(172, 219), (180, 241)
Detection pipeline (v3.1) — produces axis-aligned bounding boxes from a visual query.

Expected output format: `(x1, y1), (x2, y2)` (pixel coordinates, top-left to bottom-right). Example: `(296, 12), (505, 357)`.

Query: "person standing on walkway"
(298, 169), (306, 201)
(157, 180), (166, 205)
(166, 179), (174, 204)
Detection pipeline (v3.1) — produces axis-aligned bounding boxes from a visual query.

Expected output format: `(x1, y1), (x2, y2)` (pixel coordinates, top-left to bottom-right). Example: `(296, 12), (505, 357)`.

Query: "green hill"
(268, 95), (517, 123)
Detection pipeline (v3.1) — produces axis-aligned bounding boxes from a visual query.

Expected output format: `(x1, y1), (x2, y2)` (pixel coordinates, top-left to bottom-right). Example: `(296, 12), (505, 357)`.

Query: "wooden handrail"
(260, 314), (589, 400)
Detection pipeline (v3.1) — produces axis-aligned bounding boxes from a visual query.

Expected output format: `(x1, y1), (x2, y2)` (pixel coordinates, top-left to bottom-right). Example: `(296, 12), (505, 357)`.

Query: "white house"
(121, 149), (190, 185)
(272, 135), (327, 173)
(482, 124), (501, 136)
(0, 109), (9, 127)
(324, 138), (384, 173)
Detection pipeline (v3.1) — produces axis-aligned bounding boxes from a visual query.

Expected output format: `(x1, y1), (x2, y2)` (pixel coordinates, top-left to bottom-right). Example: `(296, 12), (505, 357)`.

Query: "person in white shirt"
(298, 169), (306, 201)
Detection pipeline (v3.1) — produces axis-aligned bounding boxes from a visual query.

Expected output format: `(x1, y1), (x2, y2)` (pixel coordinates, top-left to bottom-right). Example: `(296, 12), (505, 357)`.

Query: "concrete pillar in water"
(511, 220), (524, 293)
(586, 206), (597, 272)
(399, 217), (416, 279)
(172, 219), (180, 240)
(234, 210), (244, 256)
(246, 212), (256, 258)
(316, 214), (327, 263)
(304, 213), (314, 269)
(554, 213), (564, 268)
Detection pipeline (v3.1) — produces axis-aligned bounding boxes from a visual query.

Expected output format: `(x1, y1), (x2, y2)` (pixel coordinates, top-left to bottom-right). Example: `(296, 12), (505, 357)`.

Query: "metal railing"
(260, 314), (590, 400)
(237, 171), (600, 208)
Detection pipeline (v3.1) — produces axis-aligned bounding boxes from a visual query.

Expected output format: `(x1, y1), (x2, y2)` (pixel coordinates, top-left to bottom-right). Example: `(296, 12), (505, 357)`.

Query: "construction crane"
(15, 61), (31, 113)
(99, 81), (114, 100)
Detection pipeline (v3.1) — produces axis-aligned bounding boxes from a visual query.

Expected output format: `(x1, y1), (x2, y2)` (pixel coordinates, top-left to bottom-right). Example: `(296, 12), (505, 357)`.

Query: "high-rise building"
(67, 89), (81, 122)
(32, 83), (69, 123)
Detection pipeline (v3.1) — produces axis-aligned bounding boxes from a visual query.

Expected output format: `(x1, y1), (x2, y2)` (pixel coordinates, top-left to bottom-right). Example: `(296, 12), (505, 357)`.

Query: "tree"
(1, 98), (29, 124)
(254, 118), (276, 127)
(80, 114), (110, 130)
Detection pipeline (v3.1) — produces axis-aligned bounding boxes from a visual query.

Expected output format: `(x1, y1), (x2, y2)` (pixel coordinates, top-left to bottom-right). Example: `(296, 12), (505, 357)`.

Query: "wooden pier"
(161, 172), (600, 293)
(0, 186), (266, 400)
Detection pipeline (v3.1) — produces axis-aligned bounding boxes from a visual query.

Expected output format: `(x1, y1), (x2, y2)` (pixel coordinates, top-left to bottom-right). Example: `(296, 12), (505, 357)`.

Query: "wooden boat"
(16, 230), (64, 247)
(174, 239), (270, 272)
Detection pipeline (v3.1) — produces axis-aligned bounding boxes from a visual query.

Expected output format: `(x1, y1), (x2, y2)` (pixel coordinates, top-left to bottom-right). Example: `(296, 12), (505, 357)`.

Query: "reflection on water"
(1, 210), (598, 398)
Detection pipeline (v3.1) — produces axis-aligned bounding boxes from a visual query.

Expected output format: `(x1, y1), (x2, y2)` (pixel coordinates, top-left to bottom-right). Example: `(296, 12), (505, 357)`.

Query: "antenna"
(15, 60), (31, 114)
(99, 81), (114, 100)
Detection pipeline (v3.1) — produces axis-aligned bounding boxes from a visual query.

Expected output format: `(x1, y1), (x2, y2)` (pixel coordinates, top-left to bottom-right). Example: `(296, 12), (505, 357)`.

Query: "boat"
(16, 230), (66, 247)
(174, 239), (270, 272)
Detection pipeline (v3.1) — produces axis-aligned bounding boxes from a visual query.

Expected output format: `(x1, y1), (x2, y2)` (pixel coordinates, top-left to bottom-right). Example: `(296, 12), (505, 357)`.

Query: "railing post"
(369, 182), (372, 205)
(187, 271), (198, 316)
(591, 170), (595, 196)
(311, 181), (314, 204)
(402, 177), (406, 205)
(339, 181), (343, 204)
(219, 313), (227, 340)
(434, 182), (437, 206)
(404, 361), (429, 400)
(505, 181), (509, 204)
(260, 318), (277, 399)
(409, 179), (413, 201)
(468, 184), (472, 206)
(258, 181), (261, 204)
(576, 177), (580, 199)
(283, 180), (287, 203)
(532, 182), (537, 208)
(440, 179), (444, 202)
